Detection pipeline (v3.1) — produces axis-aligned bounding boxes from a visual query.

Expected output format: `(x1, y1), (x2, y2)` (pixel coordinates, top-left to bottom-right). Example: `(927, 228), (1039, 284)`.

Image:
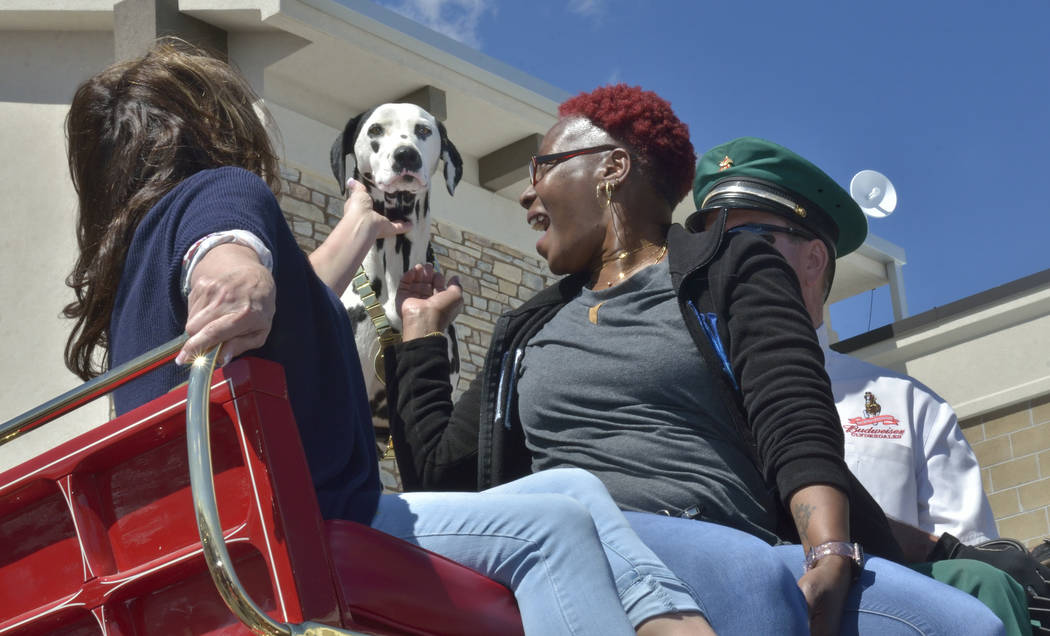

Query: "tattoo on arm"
(793, 502), (815, 547)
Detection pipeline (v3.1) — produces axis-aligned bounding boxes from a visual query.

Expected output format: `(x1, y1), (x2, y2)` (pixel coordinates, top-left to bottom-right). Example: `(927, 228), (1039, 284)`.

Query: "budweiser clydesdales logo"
(844, 392), (904, 439)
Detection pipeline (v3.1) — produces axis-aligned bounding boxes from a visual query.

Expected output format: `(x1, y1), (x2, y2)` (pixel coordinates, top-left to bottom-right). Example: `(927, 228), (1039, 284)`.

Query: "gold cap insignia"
(718, 156), (733, 171)
(793, 204), (807, 218)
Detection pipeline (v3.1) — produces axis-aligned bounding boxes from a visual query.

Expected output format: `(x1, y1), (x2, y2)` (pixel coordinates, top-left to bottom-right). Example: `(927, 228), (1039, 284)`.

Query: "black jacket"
(388, 224), (904, 560)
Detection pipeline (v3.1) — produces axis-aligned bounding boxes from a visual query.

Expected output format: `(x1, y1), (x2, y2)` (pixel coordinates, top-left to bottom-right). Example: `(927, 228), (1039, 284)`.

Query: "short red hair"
(559, 84), (695, 207)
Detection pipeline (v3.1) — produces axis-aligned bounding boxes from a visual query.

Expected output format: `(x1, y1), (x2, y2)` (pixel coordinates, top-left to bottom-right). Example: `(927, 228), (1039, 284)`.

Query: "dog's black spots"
(397, 236), (413, 274)
(376, 237), (384, 250)
(367, 123), (383, 137)
(368, 389), (387, 412)
(346, 305), (368, 328)
(370, 279), (382, 299)
(412, 197), (426, 224)
(370, 140), (379, 152)
(426, 243), (435, 265)
(448, 324), (461, 375)
(381, 191), (415, 223)
(369, 389), (390, 440)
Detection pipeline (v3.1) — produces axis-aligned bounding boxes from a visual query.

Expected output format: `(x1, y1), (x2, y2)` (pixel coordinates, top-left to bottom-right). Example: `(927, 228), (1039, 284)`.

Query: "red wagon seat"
(0, 357), (523, 636)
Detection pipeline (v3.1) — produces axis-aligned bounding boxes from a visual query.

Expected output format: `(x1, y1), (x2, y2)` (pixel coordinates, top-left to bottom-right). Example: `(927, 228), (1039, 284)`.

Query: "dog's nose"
(392, 146), (423, 172)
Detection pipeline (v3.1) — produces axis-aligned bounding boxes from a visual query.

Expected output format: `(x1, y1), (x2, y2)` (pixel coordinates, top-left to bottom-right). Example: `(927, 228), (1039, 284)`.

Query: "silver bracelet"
(804, 541), (864, 577)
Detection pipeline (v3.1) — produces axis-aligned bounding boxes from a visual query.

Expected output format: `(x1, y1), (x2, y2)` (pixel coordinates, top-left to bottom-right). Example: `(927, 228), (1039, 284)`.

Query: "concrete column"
(479, 134), (543, 192)
(886, 261), (909, 321)
(395, 85), (447, 122)
(113, 0), (227, 62)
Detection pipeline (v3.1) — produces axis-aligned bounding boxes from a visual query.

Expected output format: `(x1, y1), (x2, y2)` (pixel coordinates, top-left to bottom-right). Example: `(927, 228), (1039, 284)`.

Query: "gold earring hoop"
(596, 181), (615, 207)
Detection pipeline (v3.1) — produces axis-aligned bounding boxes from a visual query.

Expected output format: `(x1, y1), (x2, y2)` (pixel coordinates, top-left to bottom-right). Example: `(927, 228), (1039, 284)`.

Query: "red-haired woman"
(391, 85), (1005, 635)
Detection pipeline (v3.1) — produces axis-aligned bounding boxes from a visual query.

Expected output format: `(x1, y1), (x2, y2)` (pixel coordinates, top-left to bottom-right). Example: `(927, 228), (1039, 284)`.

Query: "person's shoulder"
(666, 223), (765, 282)
(182, 166), (273, 195)
(827, 349), (905, 383)
(827, 350), (948, 402)
(156, 167), (283, 241)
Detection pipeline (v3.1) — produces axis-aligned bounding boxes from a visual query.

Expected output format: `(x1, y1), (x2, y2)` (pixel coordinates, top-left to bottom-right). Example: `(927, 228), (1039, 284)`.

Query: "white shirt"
(819, 326), (998, 544)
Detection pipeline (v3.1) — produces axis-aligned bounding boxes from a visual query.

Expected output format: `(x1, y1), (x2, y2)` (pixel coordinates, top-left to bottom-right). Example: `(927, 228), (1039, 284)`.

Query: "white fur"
(331, 103), (462, 405)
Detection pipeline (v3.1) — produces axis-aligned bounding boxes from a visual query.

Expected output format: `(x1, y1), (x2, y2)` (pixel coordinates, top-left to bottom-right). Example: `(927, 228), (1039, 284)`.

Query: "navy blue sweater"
(110, 166), (380, 524)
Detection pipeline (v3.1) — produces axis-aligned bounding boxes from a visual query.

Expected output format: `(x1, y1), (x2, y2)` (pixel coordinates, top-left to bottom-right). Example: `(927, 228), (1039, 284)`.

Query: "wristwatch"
(804, 541), (864, 578)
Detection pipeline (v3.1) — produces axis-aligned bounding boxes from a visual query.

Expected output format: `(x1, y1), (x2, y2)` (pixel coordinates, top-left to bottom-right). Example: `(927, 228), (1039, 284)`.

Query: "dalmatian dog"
(330, 103), (463, 444)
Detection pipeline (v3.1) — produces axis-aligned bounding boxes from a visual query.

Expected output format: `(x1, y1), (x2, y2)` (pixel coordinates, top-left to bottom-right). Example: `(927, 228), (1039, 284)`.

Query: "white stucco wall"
(0, 31), (115, 470)
(845, 283), (1050, 420)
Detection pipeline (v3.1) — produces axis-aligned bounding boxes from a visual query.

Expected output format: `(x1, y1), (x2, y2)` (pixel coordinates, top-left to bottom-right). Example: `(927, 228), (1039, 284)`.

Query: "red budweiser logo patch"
(844, 414), (904, 439)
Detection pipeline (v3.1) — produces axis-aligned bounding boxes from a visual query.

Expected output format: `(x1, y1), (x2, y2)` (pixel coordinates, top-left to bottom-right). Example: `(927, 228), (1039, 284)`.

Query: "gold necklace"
(588, 243), (668, 324)
(600, 242), (654, 265)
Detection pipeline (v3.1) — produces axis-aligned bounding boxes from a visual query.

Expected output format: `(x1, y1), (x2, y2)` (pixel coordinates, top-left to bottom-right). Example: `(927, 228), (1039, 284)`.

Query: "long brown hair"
(63, 38), (280, 380)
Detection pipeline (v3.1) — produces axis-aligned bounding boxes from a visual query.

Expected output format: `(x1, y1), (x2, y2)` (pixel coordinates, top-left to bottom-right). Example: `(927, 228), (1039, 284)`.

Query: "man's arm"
(914, 385), (999, 543)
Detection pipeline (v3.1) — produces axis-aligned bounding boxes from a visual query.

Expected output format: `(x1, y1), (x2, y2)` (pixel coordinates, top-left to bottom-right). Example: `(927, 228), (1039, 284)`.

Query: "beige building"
(835, 269), (1050, 547)
(2, 0), (1047, 544)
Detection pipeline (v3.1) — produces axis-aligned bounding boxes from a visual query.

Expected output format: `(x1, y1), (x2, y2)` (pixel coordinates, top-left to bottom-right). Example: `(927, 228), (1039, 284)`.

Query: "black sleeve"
(713, 233), (850, 504)
(385, 336), (481, 491)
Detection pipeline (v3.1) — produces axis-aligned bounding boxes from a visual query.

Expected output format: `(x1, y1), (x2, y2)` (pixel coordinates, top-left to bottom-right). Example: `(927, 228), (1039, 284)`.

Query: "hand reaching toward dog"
(396, 263), (463, 341)
(176, 243), (276, 367)
(309, 177), (413, 295)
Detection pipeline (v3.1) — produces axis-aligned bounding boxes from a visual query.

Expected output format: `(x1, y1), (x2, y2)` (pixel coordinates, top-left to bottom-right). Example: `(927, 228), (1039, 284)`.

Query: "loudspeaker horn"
(850, 170), (897, 218)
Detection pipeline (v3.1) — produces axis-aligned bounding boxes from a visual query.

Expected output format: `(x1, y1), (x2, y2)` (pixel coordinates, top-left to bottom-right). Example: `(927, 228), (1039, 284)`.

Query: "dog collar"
(350, 266), (402, 385)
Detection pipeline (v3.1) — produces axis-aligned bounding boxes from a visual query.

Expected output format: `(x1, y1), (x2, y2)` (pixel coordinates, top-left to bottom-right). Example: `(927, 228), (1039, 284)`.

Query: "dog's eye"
(367, 123), (383, 137)
(415, 124), (433, 140)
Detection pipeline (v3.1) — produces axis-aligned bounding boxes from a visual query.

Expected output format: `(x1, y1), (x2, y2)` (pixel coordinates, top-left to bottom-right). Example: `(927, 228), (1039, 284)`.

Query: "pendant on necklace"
(588, 300), (605, 324)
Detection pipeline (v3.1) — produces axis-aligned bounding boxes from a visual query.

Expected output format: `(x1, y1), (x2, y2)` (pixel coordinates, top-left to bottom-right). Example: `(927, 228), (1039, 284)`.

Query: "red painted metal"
(0, 357), (522, 635)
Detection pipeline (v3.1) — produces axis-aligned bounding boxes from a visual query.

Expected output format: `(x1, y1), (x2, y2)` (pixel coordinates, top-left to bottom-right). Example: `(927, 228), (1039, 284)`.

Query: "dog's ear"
(330, 112), (365, 195)
(437, 120), (463, 196)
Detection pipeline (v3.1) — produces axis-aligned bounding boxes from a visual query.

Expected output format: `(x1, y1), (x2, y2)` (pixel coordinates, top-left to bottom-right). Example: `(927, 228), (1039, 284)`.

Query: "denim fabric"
(629, 512), (1007, 635)
(371, 468), (700, 635)
(773, 544), (1006, 635)
(626, 512), (810, 635)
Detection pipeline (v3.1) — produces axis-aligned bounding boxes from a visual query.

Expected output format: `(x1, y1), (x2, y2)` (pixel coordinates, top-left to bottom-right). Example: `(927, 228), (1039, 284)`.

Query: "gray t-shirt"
(517, 259), (779, 542)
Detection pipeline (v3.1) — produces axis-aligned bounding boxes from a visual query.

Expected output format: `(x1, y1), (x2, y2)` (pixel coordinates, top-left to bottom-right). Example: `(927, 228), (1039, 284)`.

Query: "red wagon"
(0, 340), (524, 635)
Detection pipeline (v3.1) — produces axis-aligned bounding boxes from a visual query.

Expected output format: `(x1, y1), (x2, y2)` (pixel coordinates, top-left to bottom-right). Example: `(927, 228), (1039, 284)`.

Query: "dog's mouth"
(527, 212), (550, 233)
(370, 169), (428, 194)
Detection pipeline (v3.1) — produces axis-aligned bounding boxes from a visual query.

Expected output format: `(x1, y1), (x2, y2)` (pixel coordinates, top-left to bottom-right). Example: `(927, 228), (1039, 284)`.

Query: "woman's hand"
(309, 178), (412, 295)
(396, 263), (463, 340)
(176, 243), (275, 366)
(788, 484), (854, 636)
(797, 555), (852, 636)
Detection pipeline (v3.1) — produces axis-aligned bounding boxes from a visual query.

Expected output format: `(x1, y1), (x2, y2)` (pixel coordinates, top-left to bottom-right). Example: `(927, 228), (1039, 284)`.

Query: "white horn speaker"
(850, 170), (898, 218)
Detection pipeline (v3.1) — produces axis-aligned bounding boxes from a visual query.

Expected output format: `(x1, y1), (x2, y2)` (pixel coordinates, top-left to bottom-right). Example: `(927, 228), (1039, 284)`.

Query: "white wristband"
(181, 230), (273, 297)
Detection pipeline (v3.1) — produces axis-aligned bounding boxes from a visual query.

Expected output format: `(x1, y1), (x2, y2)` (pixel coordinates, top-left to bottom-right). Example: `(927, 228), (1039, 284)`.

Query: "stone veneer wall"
(962, 394), (1050, 549)
(428, 221), (559, 396)
(276, 161), (557, 491)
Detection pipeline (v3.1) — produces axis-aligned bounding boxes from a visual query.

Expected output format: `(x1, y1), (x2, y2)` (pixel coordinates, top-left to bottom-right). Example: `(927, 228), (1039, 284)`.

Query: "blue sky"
(378, 0), (1050, 339)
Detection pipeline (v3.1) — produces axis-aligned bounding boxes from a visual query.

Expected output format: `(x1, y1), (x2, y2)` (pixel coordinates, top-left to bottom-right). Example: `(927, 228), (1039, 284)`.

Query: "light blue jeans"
(772, 544), (1006, 636)
(370, 468), (700, 635)
(626, 512), (1007, 635)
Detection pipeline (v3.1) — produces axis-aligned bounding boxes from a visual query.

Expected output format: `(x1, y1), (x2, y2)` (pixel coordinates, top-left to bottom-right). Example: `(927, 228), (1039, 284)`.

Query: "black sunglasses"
(529, 144), (620, 186)
(727, 222), (817, 244)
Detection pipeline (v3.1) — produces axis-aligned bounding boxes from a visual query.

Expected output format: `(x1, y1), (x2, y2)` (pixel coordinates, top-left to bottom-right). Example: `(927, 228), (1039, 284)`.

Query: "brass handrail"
(0, 335), (188, 446)
(185, 346), (366, 636)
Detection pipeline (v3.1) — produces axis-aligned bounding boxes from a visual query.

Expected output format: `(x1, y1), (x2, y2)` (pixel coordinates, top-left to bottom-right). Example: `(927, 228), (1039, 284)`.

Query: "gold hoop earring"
(595, 181), (615, 207)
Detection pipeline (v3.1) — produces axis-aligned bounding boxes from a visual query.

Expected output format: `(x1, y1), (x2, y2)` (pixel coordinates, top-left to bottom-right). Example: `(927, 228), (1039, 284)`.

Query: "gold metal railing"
(186, 345), (366, 636)
(1, 337), (366, 636)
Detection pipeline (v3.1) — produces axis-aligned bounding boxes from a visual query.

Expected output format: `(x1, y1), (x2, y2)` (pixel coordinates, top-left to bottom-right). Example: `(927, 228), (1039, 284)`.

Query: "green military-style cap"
(688, 137), (867, 257)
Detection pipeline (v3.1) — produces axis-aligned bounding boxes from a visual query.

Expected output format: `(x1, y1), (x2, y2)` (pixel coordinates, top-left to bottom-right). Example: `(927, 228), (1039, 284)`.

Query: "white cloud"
(381, 0), (493, 49)
(567, 0), (607, 19)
